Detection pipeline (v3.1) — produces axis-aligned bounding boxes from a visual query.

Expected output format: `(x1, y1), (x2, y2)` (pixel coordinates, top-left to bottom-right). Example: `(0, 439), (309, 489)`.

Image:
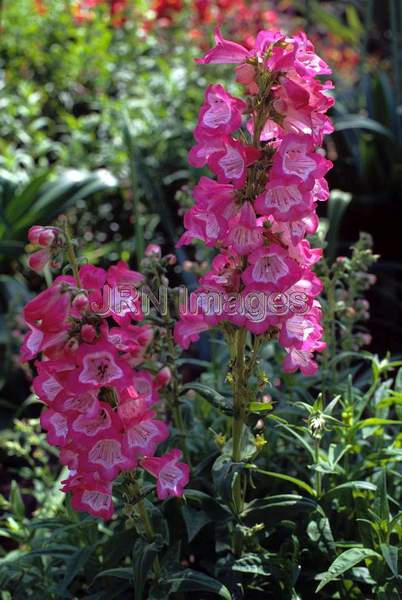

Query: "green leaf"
(248, 466), (316, 497)
(182, 383), (233, 415)
(373, 471), (390, 522)
(248, 401), (273, 413)
(212, 455), (245, 509)
(168, 569), (232, 599)
(133, 539), (160, 600)
(232, 553), (271, 576)
(94, 568), (133, 581)
(324, 481), (377, 498)
(181, 505), (211, 542)
(307, 514), (335, 554)
(10, 481), (25, 521)
(333, 116), (396, 141)
(380, 544), (399, 577)
(315, 548), (381, 592)
(57, 547), (93, 592)
(276, 424), (315, 459)
(356, 418), (402, 429)
(243, 494), (320, 521)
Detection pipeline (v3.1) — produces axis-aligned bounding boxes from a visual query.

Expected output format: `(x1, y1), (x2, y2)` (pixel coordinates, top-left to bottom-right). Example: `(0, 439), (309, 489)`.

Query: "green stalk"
(131, 479), (161, 579)
(314, 438), (322, 498)
(63, 220), (82, 288)
(231, 327), (247, 556)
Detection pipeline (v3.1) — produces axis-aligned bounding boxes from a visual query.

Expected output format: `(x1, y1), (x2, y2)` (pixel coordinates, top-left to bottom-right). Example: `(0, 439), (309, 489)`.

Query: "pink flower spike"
(141, 449), (190, 500)
(196, 28), (249, 65)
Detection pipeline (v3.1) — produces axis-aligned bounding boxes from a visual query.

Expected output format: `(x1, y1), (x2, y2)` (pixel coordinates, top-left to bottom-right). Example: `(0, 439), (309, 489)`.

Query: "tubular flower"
(22, 254), (188, 519)
(174, 28), (334, 375)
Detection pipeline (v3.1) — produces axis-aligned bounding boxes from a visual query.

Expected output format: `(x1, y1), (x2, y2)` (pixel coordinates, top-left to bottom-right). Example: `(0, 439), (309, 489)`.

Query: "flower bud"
(164, 253), (177, 265)
(38, 228), (56, 247)
(145, 244), (162, 259)
(28, 225), (44, 245)
(73, 293), (89, 313)
(28, 249), (49, 273)
(155, 366), (172, 389)
(81, 324), (97, 343)
(235, 63), (256, 85)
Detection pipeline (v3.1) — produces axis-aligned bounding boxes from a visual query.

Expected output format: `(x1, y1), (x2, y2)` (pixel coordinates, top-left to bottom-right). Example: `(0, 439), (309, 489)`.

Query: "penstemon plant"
(174, 28), (334, 555)
(21, 221), (189, 523)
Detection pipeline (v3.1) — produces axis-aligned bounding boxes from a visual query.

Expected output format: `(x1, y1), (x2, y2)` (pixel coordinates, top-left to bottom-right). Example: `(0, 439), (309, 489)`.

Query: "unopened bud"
(145, 244), (162, 259)
(28, 249), (49, 273)
(73, 293), (89, 313)
(155, 366), (172, 389)
(81, 324), (96, 343)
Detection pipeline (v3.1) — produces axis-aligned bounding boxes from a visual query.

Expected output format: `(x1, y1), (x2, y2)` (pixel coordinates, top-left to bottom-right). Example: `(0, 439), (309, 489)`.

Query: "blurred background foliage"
(0, 2), (402, 596)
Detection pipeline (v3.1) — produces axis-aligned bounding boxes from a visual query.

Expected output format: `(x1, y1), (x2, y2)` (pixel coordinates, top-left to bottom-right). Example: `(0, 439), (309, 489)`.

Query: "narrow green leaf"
(357, 418), (402, 429)
(316, 548), (381, 592)
(324, 481), (376, 498)
(168, 569), (232, 599)
(276, 424), (315, 459)
(182, 383), (233, 415)
(248, 466), (316, 497)
(10, 481), (25, 521)
(94, 568), (133, 581)
(380, 544), (399, 577)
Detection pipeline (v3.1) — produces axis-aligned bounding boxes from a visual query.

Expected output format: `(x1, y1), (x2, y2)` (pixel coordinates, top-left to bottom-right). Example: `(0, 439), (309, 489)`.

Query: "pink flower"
(75, 341), (130, 389)
(41, 409), (69, 447)
(173, 312), (210, 349)
(255, 177), (313, 222)
(272, 133), (331, 189)
(195, 84), (246, 137)
(188, 133), (225, 168)
(196, 28), (249, 65)
(80, 435), (136, 480)
(124, 413), (169, 457)
(62, 473), (114, 521)
(225, 202), (263, 254)
(141, 449), (190, 499)
(242, 244), (301, 292)
(208, 138), (260, 187)
(283, 348), (318, 376)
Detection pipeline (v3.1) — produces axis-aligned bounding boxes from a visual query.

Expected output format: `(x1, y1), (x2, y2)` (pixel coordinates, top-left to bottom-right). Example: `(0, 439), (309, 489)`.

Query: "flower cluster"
(174, 29), (334, 375)
(22, 228), (189, 520)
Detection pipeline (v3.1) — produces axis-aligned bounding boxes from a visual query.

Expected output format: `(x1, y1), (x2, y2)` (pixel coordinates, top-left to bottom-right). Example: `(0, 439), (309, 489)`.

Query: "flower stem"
(314, 438), (322, 498)
(62, 219), (82, 288)
(231, 327), (247, 556)
(131, 480), (161, 579)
